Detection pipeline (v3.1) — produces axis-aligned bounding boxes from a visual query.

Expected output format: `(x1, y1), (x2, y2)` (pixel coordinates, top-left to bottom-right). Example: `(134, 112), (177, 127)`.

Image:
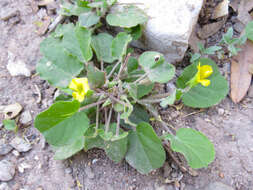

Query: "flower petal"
(72, 92), (85, 102)
(199, 79), (210, 87)
(200, 65), (213, 79)
(69, 79), (78, 91)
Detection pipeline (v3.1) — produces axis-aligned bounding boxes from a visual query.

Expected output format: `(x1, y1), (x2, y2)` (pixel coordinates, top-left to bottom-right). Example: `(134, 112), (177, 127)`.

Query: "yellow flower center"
(69, 77), (90, 102)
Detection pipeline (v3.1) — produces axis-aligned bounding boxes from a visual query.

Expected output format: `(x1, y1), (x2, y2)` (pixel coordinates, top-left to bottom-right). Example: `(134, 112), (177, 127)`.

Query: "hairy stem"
(117, 53), (131, 80)
(105, 107), (113, 133)
(95, 104), (99, 131)
(116, 113), (121, 136)
(107, 60), (121, 80)
(79, 99), (106, 112)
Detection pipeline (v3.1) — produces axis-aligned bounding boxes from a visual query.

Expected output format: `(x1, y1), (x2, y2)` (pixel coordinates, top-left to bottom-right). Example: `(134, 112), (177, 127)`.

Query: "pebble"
(0, 183), (10, 190)
(12, 150), (20, 157)
(92, 158), (98, 164)
(65, 167), (73, 174)
(20, 111), (32, 125)
(18, 162), (31, 173)
(217, 108), (225, 116)
(85, 166), (95, 179)
(204, 182), (234, 190)
(0, 160), (16, 181)
(10, 137), (32, 153)
(7, 59), (31, 77)
(0, 140), (13, 156)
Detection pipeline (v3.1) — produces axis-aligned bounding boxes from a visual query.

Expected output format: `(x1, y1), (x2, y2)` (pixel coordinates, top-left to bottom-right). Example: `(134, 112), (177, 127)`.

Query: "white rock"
(12, 150), (20, 157)
(0, 182), (10, 190)
(0, 160), (15, 181)
(7, 52), (31, 77)
(20, 111), (32, 125)
(10, 137), (32, 153)
(113, 0), (203, 62)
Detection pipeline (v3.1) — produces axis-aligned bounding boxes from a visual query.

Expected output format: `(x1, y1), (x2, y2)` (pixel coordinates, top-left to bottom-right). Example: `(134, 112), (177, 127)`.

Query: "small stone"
(10, 137), (32, 152)
(12, 150), (20, 157)
(234, 21), (245, 33)
(92, 158), (98, 164)
(0, 123), (3, 129)
(0, 183), (10, 190)
(20, 111), (32, 125)
(217, 108), (225, 115)
(18, 162), (31, 173)
(171, 171), (178, 178)
(0, 160), (15, 181)
(0, 8), (19, 21)
(65, 167), (73, 174)
(85, 166), (95, 179)
(204, 182), (234, 190)
(34, 155), (39, 160)
(7, 59), (31, 77)
(0, 140), (13, 156)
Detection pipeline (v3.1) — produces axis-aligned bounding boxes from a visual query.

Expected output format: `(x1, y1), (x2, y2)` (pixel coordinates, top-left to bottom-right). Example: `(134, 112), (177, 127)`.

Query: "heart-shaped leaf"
(35, 100), (89, 146)
(111, 32), (132, 60)
(106, 6), (148, 28)
(91, 33), (116, 63)
(139, 51), (175, 83)
(125, 122), (166, 174)
(79, 12), (100, 28)
(164, 128), (215, 169)
(176, 58), (228, 108)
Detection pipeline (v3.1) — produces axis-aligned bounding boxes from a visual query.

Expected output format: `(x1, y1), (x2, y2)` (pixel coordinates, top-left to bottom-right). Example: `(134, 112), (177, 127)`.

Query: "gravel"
(203, 182), (234, 190)
(0, 139), (13, 156)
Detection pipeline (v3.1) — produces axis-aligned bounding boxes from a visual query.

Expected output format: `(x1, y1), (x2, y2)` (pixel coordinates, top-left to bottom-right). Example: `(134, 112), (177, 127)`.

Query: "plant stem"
(105, 107), (113, 133)
(79, 99), (106, 112)
(107, 60), (121, 80)
(116, 113), (121, 136)
(101, 61), (104, 71)
(117, 53), (131, 80)
(95, 104), (99, 131)
(133, 73), (148, 84)
(146, 92), (171, 99)
(138, 102), (176, 134)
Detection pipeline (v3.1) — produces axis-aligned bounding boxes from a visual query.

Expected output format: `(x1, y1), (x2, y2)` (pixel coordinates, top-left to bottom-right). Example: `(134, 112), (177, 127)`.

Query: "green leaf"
(53, 136), (84, 160)
(87, 64), (105, 88)
(125, 122), (166, 174)
(37, 36), (84, 88)
(222, 27), (233, 44)
(34, 100), (90, 146)
(160, 90), (176, 108)
(246, 21), (253, 41)
(91, 33), (116, 63)
(176, 58), (228, 108)
(84, 123), (128, 163)
(79, 12), (100, 28)
(111, 32), (132, 60)
(121, 104), (150, 129)
(190, 53), (201, 63)
(59, 2), (91, 16)
(128, 83), (154, 100)
(139, 51), (175, 83)
(127, 57), (138, 73)
(106, 6), (148, 28)
(3, 119), (17, 131)
(164, 128), (215, 169)
(203, 46), (222, 55)
(75, 25), (93, 62)
(125, 25), (143, 40)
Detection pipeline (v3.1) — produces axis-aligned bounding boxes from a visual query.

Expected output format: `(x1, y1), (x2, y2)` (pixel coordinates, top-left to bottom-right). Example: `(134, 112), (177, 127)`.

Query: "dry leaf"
(0, 103), (23, 119)
(197, 17), (227, 39)
(212, 0), (229, 19)
(237, 1), (253, 25)
(231, 40), (253, 103)
(36, 16), (51, 36)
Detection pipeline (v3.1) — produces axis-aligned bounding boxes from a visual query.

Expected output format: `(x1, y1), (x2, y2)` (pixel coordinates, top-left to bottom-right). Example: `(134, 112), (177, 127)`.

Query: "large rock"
(113, 0), (203, 63)
(0, 160), (15, 181)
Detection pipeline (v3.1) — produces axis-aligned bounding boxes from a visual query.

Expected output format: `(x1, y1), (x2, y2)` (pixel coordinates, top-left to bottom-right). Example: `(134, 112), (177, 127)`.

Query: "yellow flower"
(69, 78), (90, 102)
(196, 62), (213, 87)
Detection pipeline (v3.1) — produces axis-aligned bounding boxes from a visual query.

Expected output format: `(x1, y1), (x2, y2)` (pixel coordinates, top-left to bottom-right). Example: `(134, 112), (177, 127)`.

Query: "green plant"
(34, 0), (229, 174)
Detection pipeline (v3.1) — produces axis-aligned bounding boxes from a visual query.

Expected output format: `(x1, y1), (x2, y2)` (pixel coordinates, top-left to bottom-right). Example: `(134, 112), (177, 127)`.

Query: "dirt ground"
(0, 0), (253, 190)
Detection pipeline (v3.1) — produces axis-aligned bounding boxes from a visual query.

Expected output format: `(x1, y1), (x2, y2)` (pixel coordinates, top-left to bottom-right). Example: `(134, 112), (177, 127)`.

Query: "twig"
(105, 107), (113, 133)
(107, 60), (121, 80)
(182, 109), (204, 118)
(48, 15), (66, 33)
(34, 84), (42, 104)
(116, 113), (121, 136)
(163, 141), (198, 176)
(146, 92), (171, 99)
(104, 107), (108, 124)
(95, 105), (99, 131)
(79, 99), (106, 111)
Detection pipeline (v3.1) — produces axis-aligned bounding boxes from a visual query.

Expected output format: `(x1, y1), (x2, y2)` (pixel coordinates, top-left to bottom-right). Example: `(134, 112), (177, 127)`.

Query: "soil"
(0, 0), (253, 190)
